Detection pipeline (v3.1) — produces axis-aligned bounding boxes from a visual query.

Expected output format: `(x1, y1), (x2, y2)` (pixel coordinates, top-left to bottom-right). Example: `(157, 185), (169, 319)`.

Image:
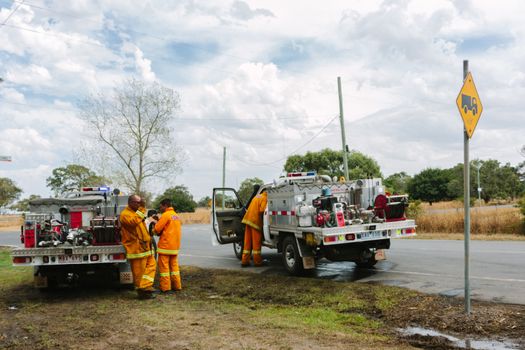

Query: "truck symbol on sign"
(461, 94), (478, 116)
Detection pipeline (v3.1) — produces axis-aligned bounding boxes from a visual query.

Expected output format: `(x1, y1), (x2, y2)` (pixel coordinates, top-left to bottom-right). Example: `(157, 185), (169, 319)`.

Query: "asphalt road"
(2, 224), (524, 305)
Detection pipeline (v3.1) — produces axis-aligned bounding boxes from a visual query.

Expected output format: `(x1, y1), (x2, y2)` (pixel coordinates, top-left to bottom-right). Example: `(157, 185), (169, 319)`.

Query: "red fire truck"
(11, 187), (134, 288)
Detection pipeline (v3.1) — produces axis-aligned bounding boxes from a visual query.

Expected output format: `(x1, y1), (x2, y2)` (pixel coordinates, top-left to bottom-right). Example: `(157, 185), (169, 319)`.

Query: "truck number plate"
(360, 231), (382, 240)
(58, 255), (82, 263)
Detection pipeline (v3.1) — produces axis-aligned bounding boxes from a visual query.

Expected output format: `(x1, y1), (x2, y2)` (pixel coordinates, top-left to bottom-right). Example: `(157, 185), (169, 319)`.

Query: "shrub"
(406, 200), (423, 219)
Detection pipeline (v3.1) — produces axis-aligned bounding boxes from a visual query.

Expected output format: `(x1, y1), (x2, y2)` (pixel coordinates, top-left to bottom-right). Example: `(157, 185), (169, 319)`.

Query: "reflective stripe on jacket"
(241, 191), (267, 231)
(154, 207), (181, 255)
(119, 206), (152, 259)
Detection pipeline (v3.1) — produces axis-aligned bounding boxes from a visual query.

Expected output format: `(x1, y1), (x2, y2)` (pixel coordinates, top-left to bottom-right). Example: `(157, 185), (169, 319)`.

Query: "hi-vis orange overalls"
(241, 191), (267, 266)
(154, 207), (182, 292)
(119, 206), (156, 291)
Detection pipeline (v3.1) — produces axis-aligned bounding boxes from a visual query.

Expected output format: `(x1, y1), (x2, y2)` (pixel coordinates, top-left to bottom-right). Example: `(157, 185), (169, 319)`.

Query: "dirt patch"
(1, 264), (524, 350)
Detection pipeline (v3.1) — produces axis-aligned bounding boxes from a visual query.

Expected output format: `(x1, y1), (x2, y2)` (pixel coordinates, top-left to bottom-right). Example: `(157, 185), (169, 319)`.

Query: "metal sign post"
(455, 60), (483, 314)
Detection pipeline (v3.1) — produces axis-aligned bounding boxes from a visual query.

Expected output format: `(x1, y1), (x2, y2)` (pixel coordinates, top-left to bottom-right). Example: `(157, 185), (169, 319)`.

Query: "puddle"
(399, 327), (521, 350)
(439, 288), (464, 297)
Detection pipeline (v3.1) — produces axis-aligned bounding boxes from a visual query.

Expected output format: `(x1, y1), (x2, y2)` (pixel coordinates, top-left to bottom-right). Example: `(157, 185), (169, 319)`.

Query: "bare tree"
(78, 78), (183, 195)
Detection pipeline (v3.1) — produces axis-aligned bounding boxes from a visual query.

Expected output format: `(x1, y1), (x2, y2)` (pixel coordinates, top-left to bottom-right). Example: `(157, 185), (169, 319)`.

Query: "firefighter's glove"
(136, 210), (146, 220)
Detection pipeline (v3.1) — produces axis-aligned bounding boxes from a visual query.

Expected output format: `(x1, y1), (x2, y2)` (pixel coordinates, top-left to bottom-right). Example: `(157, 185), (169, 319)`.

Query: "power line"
(232, 114), (339, 167)
(1, 0), (25, 26)
(9, 0), (255, 66)
(0, 22), (105, 47)
(7, 0), (316, 78)
(0, 99), (332, 121)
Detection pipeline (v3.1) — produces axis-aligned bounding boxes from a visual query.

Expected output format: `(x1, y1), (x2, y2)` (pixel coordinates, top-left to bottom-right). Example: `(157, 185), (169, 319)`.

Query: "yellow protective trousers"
(241, 225), (263, 266)
(129, 254), (156, 290)
(158, 254), (181, 292)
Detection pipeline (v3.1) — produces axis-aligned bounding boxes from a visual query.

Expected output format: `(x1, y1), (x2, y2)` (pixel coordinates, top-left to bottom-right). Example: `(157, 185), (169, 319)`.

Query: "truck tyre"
(233, 240), (243, 260)
(281, 236), (305, 276)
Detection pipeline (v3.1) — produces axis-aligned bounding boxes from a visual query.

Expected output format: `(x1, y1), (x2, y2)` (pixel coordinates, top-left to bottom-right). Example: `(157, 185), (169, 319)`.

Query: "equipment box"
(91, 217), (120, 245)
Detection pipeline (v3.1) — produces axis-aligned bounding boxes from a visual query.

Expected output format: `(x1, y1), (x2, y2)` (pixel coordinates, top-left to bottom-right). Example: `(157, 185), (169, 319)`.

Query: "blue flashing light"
(98, 186), (110, 192)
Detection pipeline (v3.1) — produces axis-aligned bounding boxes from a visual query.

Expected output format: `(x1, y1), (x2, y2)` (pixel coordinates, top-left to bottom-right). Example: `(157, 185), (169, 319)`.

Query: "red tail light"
(345, 233), (355, 241)
(13, 257), (31, 264)
(111, 253), (126, 260)
(324, 236), (337, 243)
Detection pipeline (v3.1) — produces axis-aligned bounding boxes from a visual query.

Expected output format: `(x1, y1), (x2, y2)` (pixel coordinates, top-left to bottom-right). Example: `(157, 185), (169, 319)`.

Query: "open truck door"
(212, 188), (245, 248)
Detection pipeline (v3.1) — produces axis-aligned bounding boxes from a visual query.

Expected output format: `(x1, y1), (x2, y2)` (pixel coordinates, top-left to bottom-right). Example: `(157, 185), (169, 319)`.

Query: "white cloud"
(133, 47), (156, 82)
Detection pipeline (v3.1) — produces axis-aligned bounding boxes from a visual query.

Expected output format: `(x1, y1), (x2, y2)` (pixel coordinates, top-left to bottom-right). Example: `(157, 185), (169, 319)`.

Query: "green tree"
(78, 78), (183, 195)
(284, 148), (382, 180)
(407, 168), (452, 205)
(0, 178), (22, 208)
(383, 172), (411, 194)
(46, 164), (107, 196)
(10, 194), (41, 212)
(152, 185), (196, 213)
(237, 177), (264, 205)
(197, 196), (211, 208)
(444, 163), (464, 200)
(477, 160), (524, 202)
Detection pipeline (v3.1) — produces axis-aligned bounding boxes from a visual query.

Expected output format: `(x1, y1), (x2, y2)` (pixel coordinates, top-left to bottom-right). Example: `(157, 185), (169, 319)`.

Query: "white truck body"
(212, 172), (416, 275)
(11, 187), (133, 288)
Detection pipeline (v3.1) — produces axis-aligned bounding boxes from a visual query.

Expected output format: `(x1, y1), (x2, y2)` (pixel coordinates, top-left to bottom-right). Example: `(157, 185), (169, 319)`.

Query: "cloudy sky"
(1, 0), (524, 202)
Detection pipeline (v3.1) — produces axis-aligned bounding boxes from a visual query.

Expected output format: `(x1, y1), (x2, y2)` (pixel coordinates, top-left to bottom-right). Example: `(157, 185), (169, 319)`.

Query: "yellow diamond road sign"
(456, 72), (483, 138)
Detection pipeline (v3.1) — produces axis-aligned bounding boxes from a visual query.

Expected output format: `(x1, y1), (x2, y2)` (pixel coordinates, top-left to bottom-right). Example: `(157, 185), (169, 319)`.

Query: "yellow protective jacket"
(154, 207), (181, 255)
(241, 191), (267, 231)
(119, 206), (153, 259)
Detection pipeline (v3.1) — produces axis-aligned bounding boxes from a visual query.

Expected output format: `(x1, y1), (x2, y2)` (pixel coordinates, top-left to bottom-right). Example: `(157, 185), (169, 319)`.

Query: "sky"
(1, 0), (524, 202)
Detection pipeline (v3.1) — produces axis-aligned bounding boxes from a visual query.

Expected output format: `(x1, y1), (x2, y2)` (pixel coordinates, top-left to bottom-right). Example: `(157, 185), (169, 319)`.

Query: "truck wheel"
(281, 236), (305, 276)
(233, 240), (243, 260)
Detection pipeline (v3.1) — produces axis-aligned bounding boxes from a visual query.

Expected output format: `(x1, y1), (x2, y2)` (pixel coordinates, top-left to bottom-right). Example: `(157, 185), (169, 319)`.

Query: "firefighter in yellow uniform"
(154, 198), (182, 293)
(241, 189), (267, 267)
(119, 195), (157, 299)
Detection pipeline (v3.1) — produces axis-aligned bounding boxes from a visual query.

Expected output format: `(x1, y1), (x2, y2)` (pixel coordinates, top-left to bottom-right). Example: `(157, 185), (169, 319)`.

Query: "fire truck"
(212, 172), (416, 275)
(11, 187), (134, 288)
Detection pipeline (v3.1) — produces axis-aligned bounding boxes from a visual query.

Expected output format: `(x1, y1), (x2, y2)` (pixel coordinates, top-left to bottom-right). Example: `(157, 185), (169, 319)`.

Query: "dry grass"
(178, 207), (210, 225)
(0, 215), (22, 229)
(421, 200), (464, 210)
(416, 206), (524, 235)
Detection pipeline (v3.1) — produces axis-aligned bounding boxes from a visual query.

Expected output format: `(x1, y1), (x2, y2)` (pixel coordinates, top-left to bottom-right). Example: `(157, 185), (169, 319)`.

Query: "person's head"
(128, 195), (142, 211)
(159, 198), (172, 213)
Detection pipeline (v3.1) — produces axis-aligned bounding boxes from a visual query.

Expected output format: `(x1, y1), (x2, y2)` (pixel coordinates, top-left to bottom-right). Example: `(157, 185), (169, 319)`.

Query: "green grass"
(0, 248), (32, 291)
(255, 305), (382, 334)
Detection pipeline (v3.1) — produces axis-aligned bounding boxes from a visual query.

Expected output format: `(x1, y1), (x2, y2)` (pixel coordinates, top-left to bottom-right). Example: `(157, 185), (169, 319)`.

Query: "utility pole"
(476, 163), (482, 205)
(337, 77), (349, 181)
(221, 147), (226, 208)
